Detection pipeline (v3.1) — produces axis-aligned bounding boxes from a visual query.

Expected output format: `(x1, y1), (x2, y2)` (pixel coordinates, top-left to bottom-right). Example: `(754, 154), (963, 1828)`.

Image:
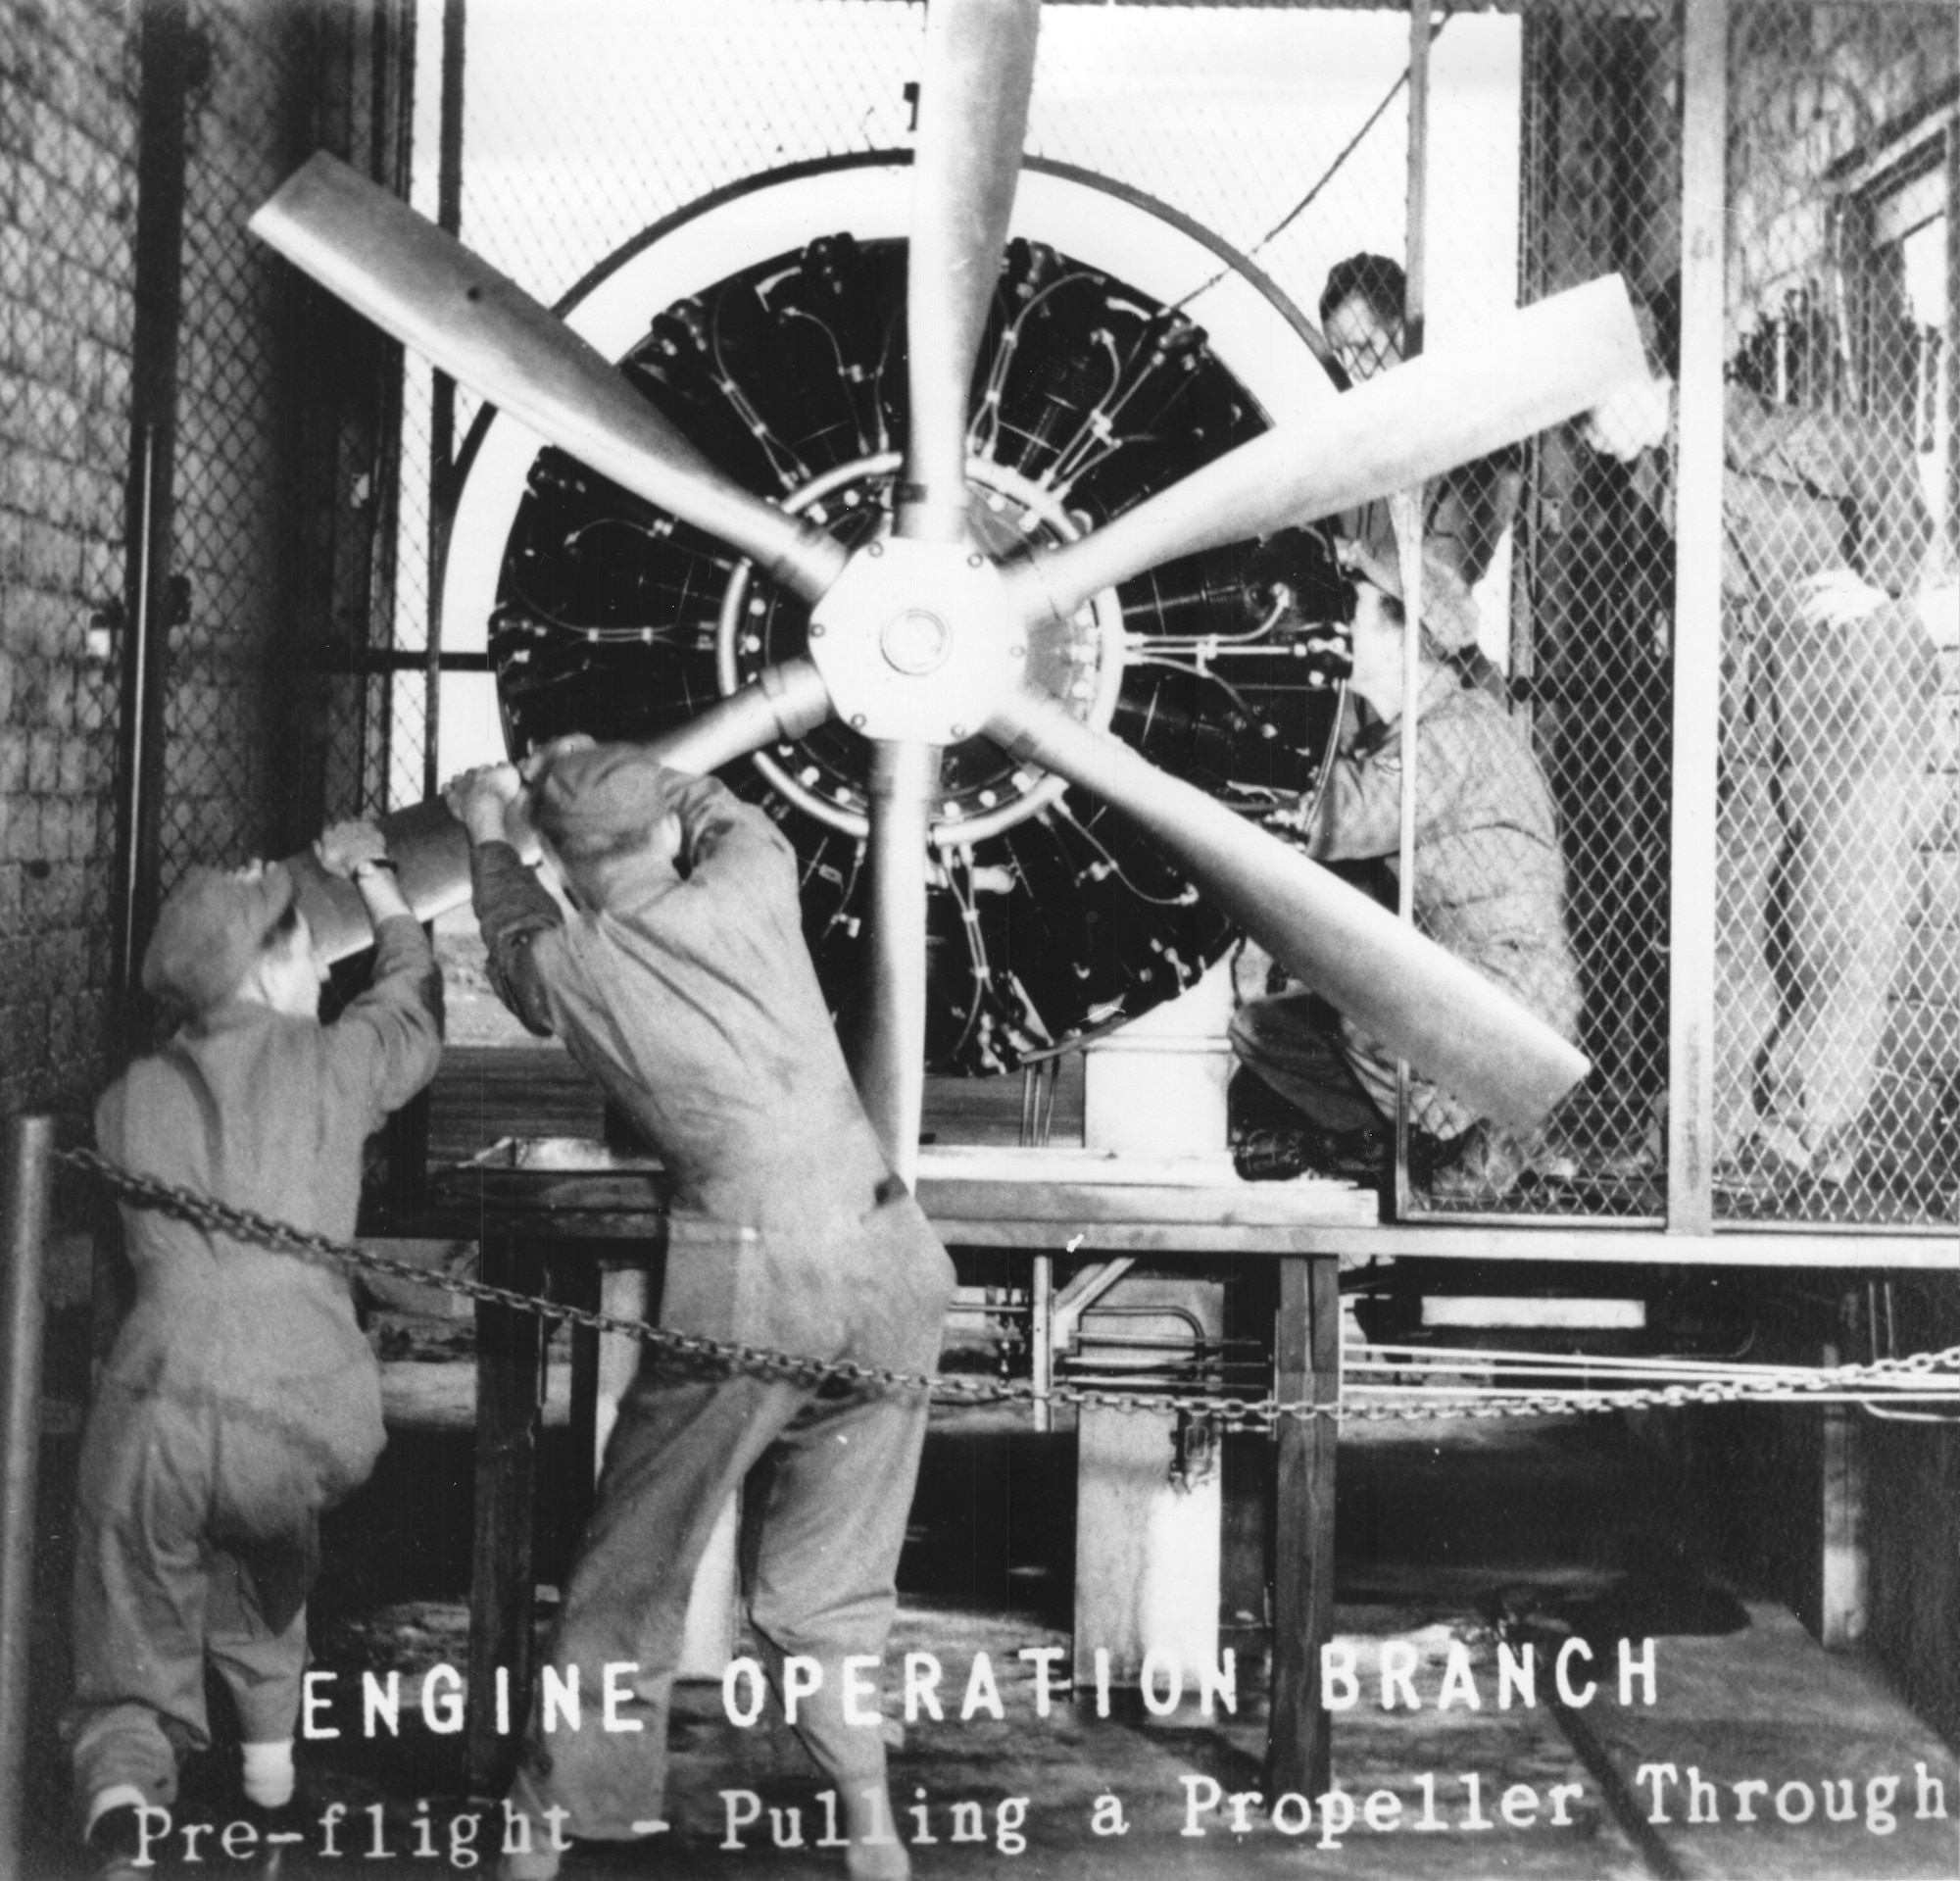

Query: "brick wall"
(0, 0), (396, 1126)
(0, 0), (138, 1120)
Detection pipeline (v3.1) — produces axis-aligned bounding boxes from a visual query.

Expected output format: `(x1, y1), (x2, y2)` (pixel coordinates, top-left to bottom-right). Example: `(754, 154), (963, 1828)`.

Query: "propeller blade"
(847, 741), (941, 1184)
(642, 655), (835, 774)
(297, 659), (835, 964)
(290, 797), (473, 969)
(1004, 274), (1647, 626)
(900, 0), (1041, 542)
(985, 686), (1589, 1131)
(250, 153), (849, 604)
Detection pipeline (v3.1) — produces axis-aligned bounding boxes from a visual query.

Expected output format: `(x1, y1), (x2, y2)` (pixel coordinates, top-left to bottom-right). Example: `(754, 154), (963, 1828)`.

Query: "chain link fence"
(143, 0), (414, 913)
(1711, 1), (1956, 1227)
(1449, 0), (1684, 1220)
(160, 1), (306, 886)
(385, 0), (1955, 1226)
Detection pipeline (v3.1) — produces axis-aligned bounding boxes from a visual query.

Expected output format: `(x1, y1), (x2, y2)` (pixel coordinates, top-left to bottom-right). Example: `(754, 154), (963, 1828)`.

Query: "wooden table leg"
(1264, 1253), (1339, 1799)
(466, 1236), (544, 1793)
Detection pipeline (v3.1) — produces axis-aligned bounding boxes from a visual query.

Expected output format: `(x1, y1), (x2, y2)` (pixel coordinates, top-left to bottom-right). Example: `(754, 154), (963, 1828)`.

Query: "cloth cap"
(529, 743), (686, 912)
(141, 863), (298, 1015)
(1347, 537), (1483, 653)
(530, 743), (684, 851)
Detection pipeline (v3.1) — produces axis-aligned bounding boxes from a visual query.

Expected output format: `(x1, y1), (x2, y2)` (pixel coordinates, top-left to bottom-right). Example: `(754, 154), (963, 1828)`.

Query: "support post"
(466, 1237), (544, 1791)
(1391, 0), (1431, 1220)
(0, 1117), (54, 1879)
(1665, 0), (1727, 1233)
(1264, 1254), (1339, 1797)
(424, 0), (467, 797)
(1030, 1252), (1053, 1435)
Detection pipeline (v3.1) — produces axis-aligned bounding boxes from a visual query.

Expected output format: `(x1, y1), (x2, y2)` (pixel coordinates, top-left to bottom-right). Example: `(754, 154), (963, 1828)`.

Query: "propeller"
(985, 687), (1586, 1131)
(255, 0), (1648, 1177)
(293, 659), (833, 962)
(901, 0), (1041, 545)
(845, 0), (1042, 1175)
(1003, 275), (1645, 628)
(846, 742), (942, 1180)
(248, 155), (849, 606)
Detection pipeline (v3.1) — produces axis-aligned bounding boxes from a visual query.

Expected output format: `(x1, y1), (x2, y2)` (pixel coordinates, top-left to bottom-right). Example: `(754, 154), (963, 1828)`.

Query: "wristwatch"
(353, 856), (401, 882)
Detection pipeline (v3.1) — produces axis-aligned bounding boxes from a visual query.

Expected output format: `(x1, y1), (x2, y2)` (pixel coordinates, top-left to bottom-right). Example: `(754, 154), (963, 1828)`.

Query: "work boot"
(1234, 1126), (1320, 1181)
(1715, 1127), (1811, 1198)
(1424, 1123), (1574, 1204)
(1236, 1125), (1384, 1183)
(84, 1805), (151, 1881)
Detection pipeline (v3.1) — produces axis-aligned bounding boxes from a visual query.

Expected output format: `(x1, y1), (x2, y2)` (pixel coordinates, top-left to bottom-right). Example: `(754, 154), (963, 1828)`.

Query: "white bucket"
(1081, 956), (1237, 1156)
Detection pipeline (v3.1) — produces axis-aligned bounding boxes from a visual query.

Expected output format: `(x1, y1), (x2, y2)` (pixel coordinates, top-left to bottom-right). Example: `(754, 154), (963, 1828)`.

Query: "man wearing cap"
(1231, 546), (1582, 1199)
(1318, 250), (1525, 664)
(1582, 279), (1940, 1185)
(446, 741), (954, 1881)
(70, 818), (443, 1879)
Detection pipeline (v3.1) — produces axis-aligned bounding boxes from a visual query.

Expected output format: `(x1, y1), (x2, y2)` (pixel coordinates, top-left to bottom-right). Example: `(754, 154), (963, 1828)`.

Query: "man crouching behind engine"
(446, 739), (955, 1881)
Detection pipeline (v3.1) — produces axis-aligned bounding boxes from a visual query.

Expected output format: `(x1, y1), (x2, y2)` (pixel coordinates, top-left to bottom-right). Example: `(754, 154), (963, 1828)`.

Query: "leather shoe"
(1423, 1123), (1575, 1203)
(1234, 1125), (1382, 1182)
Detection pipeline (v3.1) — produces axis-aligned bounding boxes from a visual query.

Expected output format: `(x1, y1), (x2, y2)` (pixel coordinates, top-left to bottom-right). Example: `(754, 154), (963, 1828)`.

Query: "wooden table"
(373, 1140), (1373, 1795)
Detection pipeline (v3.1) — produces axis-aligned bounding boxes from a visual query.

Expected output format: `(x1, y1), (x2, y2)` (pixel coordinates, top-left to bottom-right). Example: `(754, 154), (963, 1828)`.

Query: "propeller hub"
(806, 534), (1022, 747)
(880, 608), (952, 675)
(718, 453), (1126, 849)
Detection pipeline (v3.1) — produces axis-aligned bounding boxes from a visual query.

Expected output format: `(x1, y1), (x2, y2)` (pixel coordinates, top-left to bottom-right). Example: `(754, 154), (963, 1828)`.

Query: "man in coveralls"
(1585, 286), (1939, 1184)
(70, 819), (444, 1878)
(446, 741), (955, 1881)
(1231, 545), (1582, 1199)
(1318, 250), (1525, 662)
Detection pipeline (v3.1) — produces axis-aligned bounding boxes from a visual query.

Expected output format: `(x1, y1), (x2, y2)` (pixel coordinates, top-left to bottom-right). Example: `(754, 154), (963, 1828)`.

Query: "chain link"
(60, 1148), (1960, 1426)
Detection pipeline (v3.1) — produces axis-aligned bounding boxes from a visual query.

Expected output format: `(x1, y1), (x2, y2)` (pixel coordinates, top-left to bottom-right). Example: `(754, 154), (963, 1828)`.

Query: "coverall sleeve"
(470, 838), (564, 1039)
(1306, 741), (1407, 864)
(1427, 446), (1525, 590)
(1304, 707), (1488, 865)
(328, 913), (446, 1121)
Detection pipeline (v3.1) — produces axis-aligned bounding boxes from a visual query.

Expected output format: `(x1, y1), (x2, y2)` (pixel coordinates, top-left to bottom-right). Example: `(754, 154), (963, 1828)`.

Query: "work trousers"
(511, 1358), (932, 1841)
(1714, 597), (1938, 1171)
(68, 1375), (319, 1810)
(1232, 933), (1567, 1144)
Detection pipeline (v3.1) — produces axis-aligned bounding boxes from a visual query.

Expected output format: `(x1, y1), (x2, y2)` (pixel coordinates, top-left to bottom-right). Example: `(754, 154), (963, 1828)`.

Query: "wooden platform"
(416, 1047), (1959, 1267)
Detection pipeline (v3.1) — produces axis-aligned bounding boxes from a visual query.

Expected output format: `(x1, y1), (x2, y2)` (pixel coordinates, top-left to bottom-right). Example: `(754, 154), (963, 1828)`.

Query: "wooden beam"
(921, 1217), (1960, 1267)
(1265, 1255), (1339, 1798)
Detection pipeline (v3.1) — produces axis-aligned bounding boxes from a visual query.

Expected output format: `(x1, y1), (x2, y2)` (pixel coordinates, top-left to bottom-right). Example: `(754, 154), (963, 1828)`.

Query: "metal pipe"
(425, 0), (467, 797)
(1030, 1254), (1054, 1435)
(0, 1115), (54, 1879)
(1392, 0), (1433, 1220)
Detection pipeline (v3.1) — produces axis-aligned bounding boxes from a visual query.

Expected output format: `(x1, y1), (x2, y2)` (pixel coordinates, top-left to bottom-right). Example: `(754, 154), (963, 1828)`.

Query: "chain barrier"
(60, 1147), (1960, 1428)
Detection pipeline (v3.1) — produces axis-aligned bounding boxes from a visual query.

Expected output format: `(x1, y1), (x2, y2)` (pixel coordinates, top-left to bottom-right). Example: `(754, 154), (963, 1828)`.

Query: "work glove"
(1579, 369), (1674, 462)
(1797, 567), (1887, 631)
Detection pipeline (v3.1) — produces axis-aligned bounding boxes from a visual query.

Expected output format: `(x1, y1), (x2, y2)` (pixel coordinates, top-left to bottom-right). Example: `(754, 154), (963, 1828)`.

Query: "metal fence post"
(0, 1115), (55, 1878)
(1665, 0), (1727, 1235)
